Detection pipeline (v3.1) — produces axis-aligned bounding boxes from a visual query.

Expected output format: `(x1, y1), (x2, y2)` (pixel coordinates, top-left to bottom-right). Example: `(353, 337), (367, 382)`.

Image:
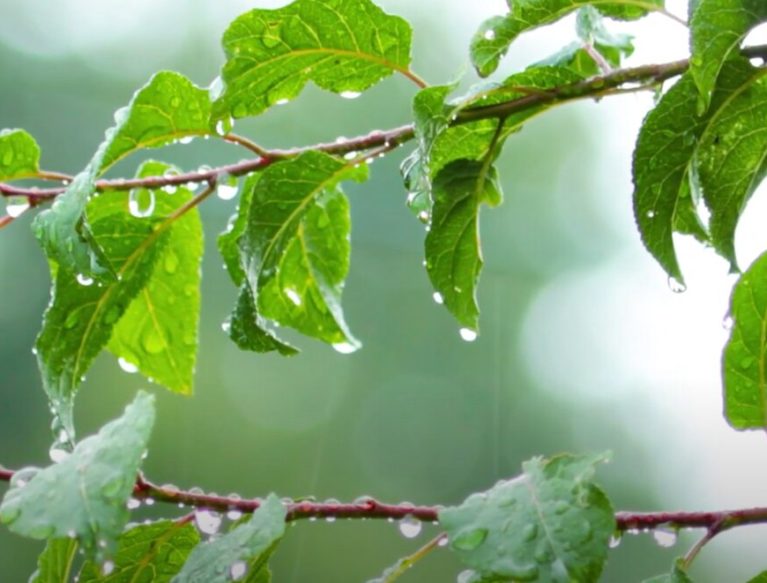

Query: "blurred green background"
(2, 1), (766, 581)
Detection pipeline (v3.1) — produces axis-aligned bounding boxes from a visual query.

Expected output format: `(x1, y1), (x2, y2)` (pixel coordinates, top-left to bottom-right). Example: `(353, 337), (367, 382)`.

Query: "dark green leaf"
(439, 453), (614, 582)
(471, 0), (662, 77)
(632, 58), (759, 281)
(29, 538), (79, 583)
(226, 285), (298, 356)
(0, 128), (40, 181)
(213, 0), (413, 121)
(690, 0), (767, 111)
(78, 520), (201, 582)
(238, 151), (366, 350)
(171, 494), (286, 583)
(108, 162), (203, 395)
(219, 175), (257, 287)
(0, 392), (155, 561)
(35, 163), (194, 436)
(723, 250), (767, 429)
(696, 69), (767, 269)
(426, 160), (502, 335)
(98, 72), (213, 173)
(747, 571), (767, 582)
(643, 559), (694, 582)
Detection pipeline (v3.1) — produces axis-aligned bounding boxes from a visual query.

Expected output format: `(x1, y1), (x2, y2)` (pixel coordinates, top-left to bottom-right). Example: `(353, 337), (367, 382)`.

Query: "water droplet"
(227, 509), (243, 520)
(143, 331), (165, 355)
(741, 355), (755, 369)
(483, 29), (496, 40)
(339, 91), (361, 100)
(2, 148), (14, 165)
(332, 341), (358, 354)
(646, 209), (656, 218)
(164, 252), (179, 274)
(653, 527), (677, 548)
(127, 498), (141, 510)
(64, 311), (79, 330)
(76, 273), (94, 287)
(221, 320), (232, 334)
(5, 197), (29, 218)
(667, 277), (687, 293)
(217, 183), (238, 201)
(170, 96), (181, 108)
(722, 315), (734, 330)
(162, 184), (177, 194)
(230, 561), (248, 580)
(102, 560), (115, 576)
(209, 76), (224, 100)
(195, 509), (222, 535)
(438, 536), (448, 547)
(343, 151), (358, 161)
(432, 292), (444, 304)
(129, 188), (155, 218)
(284, 288), (302, 306)
(459, 328), (478, 342)
(275, 98), (290, 106)
(522, 523), (538, 541)
(609, 534), (622, 548)
(417, 210), (429, 222)
(452, 528), (487, 550)
(554, 501), (569, 515)
(398, 516), (422, 538)
(48, 445), (70, 464)
(178, 136), (194, 145)
(117, 357), (139, 374)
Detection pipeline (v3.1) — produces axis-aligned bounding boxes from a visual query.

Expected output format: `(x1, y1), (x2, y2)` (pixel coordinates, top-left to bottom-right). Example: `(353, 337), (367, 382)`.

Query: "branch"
(4, 44), (767, 205)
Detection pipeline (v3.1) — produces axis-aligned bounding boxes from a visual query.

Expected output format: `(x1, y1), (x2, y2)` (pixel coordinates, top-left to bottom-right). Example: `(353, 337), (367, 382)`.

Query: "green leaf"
(238, 151), (366, 350)
(632, 58), (759, 281)
(171, 494), (286, 583)
(29, 538), (79, 583)
(226, 285), (299, 356)
(696, 68), (767, 269)
(471, 0), (662, 77)
(690, 0), (767, 112)
(35, 163), (193, 436)
(78, 520), (201, 582)
(723, 250), (767, 429)
(212, 0), (413, 121)
(747, 572), (767, 582)
(98, 72), (213, 173)
(108, 162), (203, 395)
(643, 559), (694, 582)
(0, 392), (155, 561)
(219, 175), (257, 287)
(0, 128), (40, 181)
(439, 453), (614, 582)
(425, 160), (502, 335)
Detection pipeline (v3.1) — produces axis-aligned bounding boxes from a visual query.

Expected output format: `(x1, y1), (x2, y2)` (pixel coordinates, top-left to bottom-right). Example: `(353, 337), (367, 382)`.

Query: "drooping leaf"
(0, 128), (40, 181)
(439, 453), (614, 582)
(212, 0), (413, 121)
(238, 151), (367, 350)
(722, 251), (767, 429)
(98, 72), (213, 173)
(643, 559), (694, 582)
(108, 162), (203, 395)
(632, 58), (759, 281)
(171, 494), (286, 583)
(226, 285), (298, 356)
(35, 163), (193, 436)
(696, 68), (767, 269)
(470, 0), (662, 77)
(219, 174), (257, 287)
(425, 160), (502, 335)
(689, 0), (767, 112)
(0, 392), (155, 561)
(29, 538), (79, 583)
(78, 520), (201, 582)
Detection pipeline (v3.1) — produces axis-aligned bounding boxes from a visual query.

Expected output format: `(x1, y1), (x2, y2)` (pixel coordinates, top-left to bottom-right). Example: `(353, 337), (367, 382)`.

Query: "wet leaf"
(0, 392), (155, 561)
(0, 128), (40, 181)
(213, 0), (413, 121)
(29, 538), (79, 583)
(439, 453), (614, 582)
(227, 285), (298, 356)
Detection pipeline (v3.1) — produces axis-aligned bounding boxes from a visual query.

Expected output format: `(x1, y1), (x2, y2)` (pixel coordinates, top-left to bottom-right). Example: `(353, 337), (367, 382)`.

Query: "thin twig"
(683, 518), (727, 568)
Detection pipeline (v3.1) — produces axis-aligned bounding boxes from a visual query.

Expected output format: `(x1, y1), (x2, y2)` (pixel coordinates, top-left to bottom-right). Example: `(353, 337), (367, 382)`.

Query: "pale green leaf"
(0, 392), (155, 561)
(696, 68), (767, 269)
(35, 163), (192, 436)
(108, 162), (203, 395)
(212, 0), (413, 121)
(0, 128), (40, 181)
(471, 0), (662, 77)
(238, 151), (366, 349)
(633, 58), (759, 281)
(426, 160), (502, 334)
(723, 250), (767, 429)
(439, 453), (614, 582)
(690, 0), (767, 111)
(78, 520), (201, 583)
(172, 495), (286, 583)
(29, 538), (79, 583)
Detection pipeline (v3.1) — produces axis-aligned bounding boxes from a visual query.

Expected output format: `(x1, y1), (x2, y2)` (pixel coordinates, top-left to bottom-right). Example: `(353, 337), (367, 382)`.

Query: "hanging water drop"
(178, 136), (194, 145)
(608, 534), (622, 548)
(398, 516), (422, 538)
(117, 357), (139, 374)
(459, 328), (478, 342)
(127, 498), (141, 510)
(195, 509), (223, 535)
(652, 528), (677, 548)
(48, 445), (70, 464)
(339, 90), (361, 100)
(102, 560), (115, 576)
(284, 288), (302, 306)
(217, 183), (238, 201)
(432, 292), (444, 304)
(667, 276), (687, 293)
(722, 315), (734, 330)
(230, 561), (248, 580)
(227, 508), (243, 520)
(129, 188), (155, 218)
(332, 341), (358, 355)
(343, 151), (358, 161)
(5, 197), (29, 218)
(275, 98), (290, 106)
(76, 273), (94, 287)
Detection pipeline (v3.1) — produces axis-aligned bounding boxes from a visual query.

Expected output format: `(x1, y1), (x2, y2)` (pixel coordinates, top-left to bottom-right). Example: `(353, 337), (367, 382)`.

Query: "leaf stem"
(682, 518), (727, 568)
(375, 533), (447, 582)
(221, 133), (272, 157)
